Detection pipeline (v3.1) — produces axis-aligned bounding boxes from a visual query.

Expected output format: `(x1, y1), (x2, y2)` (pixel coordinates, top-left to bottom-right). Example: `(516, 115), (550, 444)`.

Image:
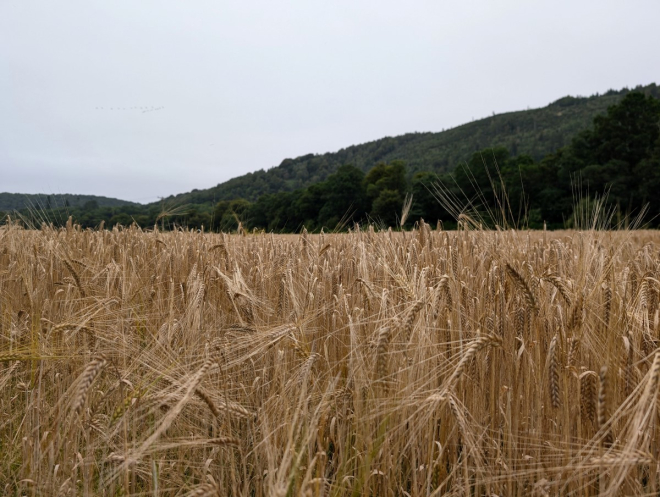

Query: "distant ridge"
(153, 83), (659, 207)
(0, 193), (138, 211)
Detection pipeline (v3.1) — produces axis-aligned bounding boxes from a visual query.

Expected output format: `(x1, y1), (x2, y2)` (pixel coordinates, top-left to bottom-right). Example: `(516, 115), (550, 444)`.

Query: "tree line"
(3, 91), (660, 231)
(149, 84), (660, 206)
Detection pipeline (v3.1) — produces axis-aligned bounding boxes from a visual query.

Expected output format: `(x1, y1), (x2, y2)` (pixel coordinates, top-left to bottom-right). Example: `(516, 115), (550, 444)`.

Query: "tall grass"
(1, 220), (660, 495)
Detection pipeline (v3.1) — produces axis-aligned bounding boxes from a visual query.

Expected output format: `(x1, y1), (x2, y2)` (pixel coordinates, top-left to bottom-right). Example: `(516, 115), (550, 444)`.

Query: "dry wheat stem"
(3, 224), (660, 494)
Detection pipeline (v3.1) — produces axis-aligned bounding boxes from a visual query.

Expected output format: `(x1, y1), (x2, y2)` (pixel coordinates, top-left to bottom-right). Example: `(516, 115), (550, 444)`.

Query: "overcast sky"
(1, 1), (658, 203)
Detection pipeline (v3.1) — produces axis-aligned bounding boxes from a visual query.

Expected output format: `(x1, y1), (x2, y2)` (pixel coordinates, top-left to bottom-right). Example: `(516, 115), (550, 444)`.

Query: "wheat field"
(1, 220), (660, 496)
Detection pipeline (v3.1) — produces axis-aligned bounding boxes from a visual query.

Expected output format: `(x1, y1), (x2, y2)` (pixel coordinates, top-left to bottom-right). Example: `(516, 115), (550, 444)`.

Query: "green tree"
(215, 199), (252, 231)
(564, 92), (660, 216)
(317, 165), (367, 229)
(451, 147), (509, 225)
(293, 183), (325, 230)
(409, 171), (454, 227)
(363, 161), (408, 225)
(371, 189), (403, 227)
(633, 136), (660, 225)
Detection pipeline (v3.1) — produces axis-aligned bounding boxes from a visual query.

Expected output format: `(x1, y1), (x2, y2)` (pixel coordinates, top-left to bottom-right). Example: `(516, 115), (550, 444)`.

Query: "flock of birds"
(95, 106), (165, 114)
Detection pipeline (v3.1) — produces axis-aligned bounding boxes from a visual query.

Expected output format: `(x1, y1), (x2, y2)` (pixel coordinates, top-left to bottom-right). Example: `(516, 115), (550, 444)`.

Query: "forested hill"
(155, 83), (660, 206)
(0, 193), (137, 211)
(4, 87), (660, 231)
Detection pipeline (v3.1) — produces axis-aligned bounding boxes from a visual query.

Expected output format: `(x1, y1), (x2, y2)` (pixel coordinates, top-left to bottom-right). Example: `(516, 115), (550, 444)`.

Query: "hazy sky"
(1, 1), (659, 203)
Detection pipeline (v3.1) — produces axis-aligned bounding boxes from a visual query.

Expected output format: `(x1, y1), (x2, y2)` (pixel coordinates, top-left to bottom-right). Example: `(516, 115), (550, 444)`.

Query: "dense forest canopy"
(209, 91), (660, 231)
(0, 193), (137, 211)
(153, 84), (660, 205)
(3, 84), (660, 231)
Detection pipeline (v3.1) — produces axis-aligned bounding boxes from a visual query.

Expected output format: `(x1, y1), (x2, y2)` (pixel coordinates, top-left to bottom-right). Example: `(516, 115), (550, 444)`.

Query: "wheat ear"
(598, 365), (613, 447)
(548, 334), (560, 408)
(126, 357), (215, 466)
(437, 275), (453, 308)
(63, 258), (86, 298)
(71, 355), (107, 417)
(506, 263), (538, 312)
(580, 371), (597, 424)
(623, 335), (635, 397)
(185, 482), (220, 497)
(445, 333), (501, 392)
(375, 327), (392, 386)
(543, 274), (573, 306)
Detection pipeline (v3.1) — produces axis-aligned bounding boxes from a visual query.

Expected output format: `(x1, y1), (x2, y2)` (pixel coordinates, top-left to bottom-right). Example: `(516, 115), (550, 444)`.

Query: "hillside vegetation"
(3, 84), (659, 232)
(2, 222), (660, 495)
(0, 193), (137, 211)
(159, 83), (660, 205)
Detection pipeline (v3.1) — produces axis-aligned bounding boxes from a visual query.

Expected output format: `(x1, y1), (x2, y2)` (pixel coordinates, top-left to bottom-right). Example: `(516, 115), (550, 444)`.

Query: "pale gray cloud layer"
(1, 0), (658, 203)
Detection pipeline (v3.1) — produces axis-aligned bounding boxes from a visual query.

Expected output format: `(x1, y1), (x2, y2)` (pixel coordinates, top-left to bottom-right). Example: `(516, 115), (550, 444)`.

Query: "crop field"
(2, 221), (660, 495)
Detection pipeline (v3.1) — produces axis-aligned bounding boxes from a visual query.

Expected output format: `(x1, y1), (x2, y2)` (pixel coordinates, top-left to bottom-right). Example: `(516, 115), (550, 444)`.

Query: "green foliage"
(409, 171), (454, 227)
(635, 138), (660, 218)
(154, 84), (660, 207)
(426, 91), (660, 229)
(370, 189), (403, 227)
(363, 161), (407, 224)
(317, 165), (368, 228)
(239, 165), (368, 232)
(454, 147), (510, 206)
(0, 193), (137, 211)
(4, 85), (660, 232)
(214, 199), (252, 231)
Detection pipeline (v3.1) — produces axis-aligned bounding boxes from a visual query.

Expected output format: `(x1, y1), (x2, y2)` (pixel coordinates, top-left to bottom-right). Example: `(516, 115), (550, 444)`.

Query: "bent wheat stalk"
(444, 333), (501, 393)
